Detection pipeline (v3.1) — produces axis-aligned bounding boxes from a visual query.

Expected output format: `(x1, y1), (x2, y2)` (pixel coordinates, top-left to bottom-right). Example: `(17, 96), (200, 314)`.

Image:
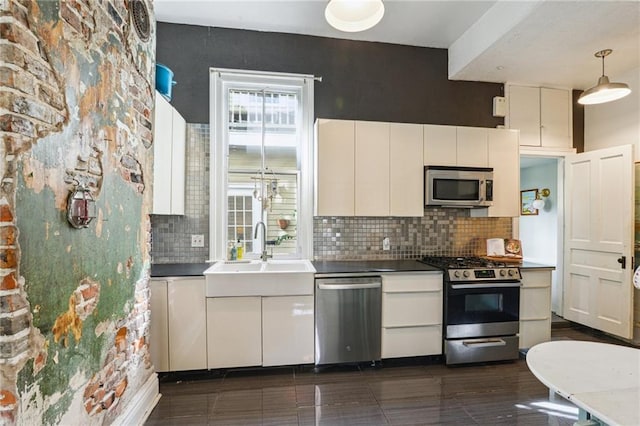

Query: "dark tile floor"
(145, 324), (629, 425)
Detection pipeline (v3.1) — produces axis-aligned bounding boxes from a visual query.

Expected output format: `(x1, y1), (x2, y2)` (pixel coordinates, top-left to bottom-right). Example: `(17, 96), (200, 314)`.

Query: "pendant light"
(578, 49), (631, 105)
(325, 0), (384, 33)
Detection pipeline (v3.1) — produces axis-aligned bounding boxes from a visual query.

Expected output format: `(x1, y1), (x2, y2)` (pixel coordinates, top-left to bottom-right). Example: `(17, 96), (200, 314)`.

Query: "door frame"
(517, 148), (575, 316)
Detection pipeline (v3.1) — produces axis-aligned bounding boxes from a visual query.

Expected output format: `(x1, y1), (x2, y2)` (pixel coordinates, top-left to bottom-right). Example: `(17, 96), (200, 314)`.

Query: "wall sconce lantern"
(67, 183), (97, 229)
(532, 188), (551, 210)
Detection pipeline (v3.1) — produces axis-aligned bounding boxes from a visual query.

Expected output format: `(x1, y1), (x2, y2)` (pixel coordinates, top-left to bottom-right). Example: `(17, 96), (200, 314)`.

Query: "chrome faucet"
(254, 221), (271, 261)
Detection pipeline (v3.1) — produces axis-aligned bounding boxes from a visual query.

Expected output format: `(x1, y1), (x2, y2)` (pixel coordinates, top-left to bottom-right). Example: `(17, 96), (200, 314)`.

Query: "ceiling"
(154, 0), (640, 90)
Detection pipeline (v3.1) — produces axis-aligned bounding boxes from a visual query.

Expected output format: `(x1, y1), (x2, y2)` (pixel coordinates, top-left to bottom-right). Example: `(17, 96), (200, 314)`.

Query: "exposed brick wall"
(0, 0), (155, 424)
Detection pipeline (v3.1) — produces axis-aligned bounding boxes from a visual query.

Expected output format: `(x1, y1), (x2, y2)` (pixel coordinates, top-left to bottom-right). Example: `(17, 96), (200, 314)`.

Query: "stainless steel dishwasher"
(315, 275), (382, 365)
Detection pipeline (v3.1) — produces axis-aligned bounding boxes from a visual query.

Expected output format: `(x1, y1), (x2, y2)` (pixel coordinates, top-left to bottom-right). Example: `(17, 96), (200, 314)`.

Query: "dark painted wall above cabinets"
(156, 23), (504, 127)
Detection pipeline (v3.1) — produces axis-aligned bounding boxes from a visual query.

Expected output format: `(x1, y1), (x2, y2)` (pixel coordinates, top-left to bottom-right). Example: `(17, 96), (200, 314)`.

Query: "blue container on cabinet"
(156, 63), (176, 101)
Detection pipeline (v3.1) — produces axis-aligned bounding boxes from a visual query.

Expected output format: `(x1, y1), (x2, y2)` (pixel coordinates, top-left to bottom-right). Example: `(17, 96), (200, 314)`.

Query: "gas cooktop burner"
(419, 256), (509, 269)
(418, 256), (521, 282)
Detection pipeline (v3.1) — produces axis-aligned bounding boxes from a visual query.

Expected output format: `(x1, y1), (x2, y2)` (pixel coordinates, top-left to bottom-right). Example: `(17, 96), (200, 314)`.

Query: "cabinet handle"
(462, 338), (506, 348)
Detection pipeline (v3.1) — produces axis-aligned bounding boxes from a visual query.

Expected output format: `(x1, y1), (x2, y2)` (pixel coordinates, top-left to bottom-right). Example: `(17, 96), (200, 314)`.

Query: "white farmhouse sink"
(204, 259), (316, 297)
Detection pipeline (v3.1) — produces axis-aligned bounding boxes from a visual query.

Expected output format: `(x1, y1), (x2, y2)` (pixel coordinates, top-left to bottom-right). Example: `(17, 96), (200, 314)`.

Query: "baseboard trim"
(113, 373), (160, 426)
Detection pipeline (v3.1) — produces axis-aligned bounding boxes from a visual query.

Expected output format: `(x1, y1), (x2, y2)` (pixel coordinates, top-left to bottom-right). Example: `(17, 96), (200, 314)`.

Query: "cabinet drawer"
(382, 326), (442, 358)
(520, 270), (552, 288)
(520, 287), (551, 320)
(382, 292), (441, 327)
(382, 273), (442, 292)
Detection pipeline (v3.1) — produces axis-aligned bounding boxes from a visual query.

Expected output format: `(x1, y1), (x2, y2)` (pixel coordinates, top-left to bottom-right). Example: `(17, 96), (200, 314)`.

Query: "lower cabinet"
(381, 273), (443, 358)
(207, 295), (314, 369)
(519, 269), (553, 349)
(150, 277), (207, 372)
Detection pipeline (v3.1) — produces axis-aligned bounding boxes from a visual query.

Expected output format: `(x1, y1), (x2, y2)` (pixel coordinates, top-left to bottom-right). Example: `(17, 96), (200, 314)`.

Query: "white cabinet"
(355, 121), (390, 216)
(207, 296), (262, 369)
(315, 119), (423, 217)
(424, 125), (488, 167)
(150, 277), (207, 372)
(207, 295), (314, 369)
(153, 92), (186, 215)
(519, 269), (553, 349)
(456, 127), (488, 167)
(424, 124), (456, 166)
(149, 280), (169, 372)
(262, 296), (314, 366)
(381, 273), (443, 358)
(487, 129), (520, 217)
(507, 85), (572, 149)
(390, 123), (424, 217)
(315, 119), (355, 216)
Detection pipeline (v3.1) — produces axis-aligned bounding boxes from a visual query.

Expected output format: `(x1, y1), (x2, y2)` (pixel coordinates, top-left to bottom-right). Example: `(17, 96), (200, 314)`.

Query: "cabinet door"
(487, 129), (519, 217)
(315, 119), (355, 216)
(508, 85), (541, 147)
(170, 109), (186, 215)
(423, 124), (456, 166)
(540, 88), (571, 148)
(262, 296), (314, 366)
(149, 280), (169, 372)
(207, 297), (262, 369)
(152, 93), (174, 214)
(355, 121), (390, 216)
(519, 270), (552, 349)
(390, 123), (424, 217)
(456, 127), (488, 167)
(167, 278), (207, 371)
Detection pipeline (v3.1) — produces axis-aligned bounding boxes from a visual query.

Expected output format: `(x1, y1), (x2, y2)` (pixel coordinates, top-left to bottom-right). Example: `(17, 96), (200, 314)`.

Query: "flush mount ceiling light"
(578, 49), (631, 105)
(325, 0), (385, 33)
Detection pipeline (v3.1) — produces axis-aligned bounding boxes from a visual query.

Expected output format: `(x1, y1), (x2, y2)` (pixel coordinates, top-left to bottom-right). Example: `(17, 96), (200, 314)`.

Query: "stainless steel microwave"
(424, 166), (493, 208)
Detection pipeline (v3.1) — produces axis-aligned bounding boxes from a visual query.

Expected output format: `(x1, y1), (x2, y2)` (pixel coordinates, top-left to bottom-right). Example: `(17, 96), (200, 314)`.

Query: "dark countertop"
(312, 260), (441, 275)
(150, 263), (210, 277)
(520, 261), (556, 270)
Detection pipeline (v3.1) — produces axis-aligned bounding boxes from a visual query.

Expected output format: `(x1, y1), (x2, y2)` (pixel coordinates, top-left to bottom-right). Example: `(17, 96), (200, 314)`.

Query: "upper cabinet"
(507, 85), (572, 150)
(424, 125), (488, 167)
(486, 128), (520, 217)
(153, 92), (186, 215)
(389, 123), (424, 217)
(355, 121), (390, 216)
(315, 119), (355, 216)
(316, 119), (423, 217)
(316, 119), (518, 218)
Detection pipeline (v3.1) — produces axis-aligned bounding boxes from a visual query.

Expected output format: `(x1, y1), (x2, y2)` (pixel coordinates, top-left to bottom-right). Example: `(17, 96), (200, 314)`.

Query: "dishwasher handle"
(317, 282), (381, 290)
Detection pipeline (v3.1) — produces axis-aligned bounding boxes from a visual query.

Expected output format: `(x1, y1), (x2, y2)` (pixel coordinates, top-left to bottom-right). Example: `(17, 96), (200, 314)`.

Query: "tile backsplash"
(313, 213), (512, 260)
(151, 123), (513, 263)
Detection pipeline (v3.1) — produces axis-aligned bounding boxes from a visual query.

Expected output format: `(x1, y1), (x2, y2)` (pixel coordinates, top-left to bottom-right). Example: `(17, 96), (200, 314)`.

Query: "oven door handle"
(450, 282), (521, 290)
(462, 338), (507, 348)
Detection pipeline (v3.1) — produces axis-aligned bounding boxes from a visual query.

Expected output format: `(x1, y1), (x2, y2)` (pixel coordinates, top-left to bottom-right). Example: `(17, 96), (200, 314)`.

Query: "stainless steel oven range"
(419, 256), (521, 365)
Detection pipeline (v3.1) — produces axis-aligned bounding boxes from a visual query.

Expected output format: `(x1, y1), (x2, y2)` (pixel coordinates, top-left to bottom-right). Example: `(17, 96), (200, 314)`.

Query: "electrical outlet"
(382, 237), (390, 251)
(191, 234), (205, 247)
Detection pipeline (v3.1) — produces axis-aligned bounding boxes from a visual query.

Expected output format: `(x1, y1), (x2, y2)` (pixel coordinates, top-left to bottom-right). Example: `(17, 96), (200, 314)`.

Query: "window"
(210, 69), (314, 260)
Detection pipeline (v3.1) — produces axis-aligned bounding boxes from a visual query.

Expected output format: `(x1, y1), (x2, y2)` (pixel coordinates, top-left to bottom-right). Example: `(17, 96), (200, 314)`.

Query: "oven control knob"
(463, 270), (470, 278)
(499, 270), (507, 277)
(454, 271), (461, 278)
(508, 269), (516, 277)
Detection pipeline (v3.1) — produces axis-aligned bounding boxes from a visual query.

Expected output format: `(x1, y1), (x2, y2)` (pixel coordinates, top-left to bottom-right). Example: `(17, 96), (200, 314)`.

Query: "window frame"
(210, 68), (314, 261)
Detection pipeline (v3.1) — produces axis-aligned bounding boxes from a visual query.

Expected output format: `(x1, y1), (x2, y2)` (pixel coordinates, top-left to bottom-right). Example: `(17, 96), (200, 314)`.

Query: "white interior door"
(563, 145), (634, 339)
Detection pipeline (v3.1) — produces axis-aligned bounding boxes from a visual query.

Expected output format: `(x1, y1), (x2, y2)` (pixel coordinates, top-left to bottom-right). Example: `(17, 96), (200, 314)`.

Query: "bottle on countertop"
(229, 241), (237, 261)
(236, 239), (243, 260)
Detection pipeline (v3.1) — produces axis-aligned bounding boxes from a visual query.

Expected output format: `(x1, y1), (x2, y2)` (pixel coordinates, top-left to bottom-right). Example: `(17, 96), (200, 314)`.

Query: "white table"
(526, 341), (640, 426)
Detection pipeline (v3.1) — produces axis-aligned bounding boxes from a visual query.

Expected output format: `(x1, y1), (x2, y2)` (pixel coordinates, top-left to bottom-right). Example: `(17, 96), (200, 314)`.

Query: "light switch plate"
(191, 234), (205, 247)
